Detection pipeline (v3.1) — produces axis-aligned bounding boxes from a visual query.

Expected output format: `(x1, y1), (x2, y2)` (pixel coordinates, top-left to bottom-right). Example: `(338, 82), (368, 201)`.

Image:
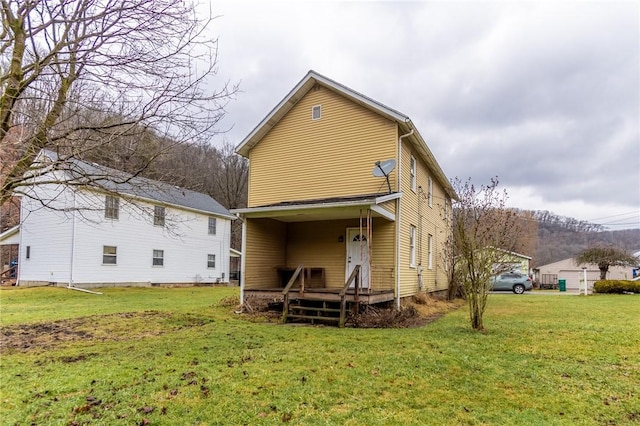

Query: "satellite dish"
(372, 159), (396, 193)
(372, 159), (396, 177)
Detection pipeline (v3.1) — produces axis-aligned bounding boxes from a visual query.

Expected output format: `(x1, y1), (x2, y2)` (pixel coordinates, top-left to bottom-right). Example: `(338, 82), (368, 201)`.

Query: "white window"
(409, 225), (416, 267)
(312, 105), (322, 120)
(207, 254), (216, 269)
(444, 196), (449, 220)
(105, 195), (119, 219)
(428, 177), (433, 207)
(208, 217), (217, 235)
(428, 234), (433, 270)
(103, 246), (117, 265)
(153, 249), (164, 266)
(154, 206), (165, 226)
(410, 156), (417, 192)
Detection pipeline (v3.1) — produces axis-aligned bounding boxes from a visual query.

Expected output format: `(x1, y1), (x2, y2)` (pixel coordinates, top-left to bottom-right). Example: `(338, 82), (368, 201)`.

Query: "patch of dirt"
(347, 296), (464, 328)
(239, 295), (465, 328)
(0, 311), (212, 353)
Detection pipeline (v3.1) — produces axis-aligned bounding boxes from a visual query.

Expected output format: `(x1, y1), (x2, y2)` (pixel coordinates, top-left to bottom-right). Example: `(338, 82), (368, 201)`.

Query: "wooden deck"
(244, 287), (395, 304)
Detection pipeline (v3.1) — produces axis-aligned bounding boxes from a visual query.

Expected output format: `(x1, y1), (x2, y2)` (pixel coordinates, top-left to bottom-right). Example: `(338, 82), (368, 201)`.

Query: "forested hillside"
(532, 210), (640, 266)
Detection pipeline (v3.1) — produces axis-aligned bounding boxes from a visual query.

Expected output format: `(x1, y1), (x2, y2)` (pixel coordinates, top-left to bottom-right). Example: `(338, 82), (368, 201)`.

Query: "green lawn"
(1, 287), (639, 425)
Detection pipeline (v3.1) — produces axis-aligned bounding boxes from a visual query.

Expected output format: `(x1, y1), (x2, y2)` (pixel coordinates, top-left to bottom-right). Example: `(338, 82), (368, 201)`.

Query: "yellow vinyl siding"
(286, 217), (395, 291)
(248, 86), (397, 207)
(378, 199), (397, 216)
(287, 220), (349, 289)
(244, 218), (286, 288)
(398, 139), (450, 297)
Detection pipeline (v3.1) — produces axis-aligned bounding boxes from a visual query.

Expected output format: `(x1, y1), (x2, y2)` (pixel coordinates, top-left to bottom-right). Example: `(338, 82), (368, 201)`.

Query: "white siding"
(18, 184), (75, 284)
(18, 184), (231, 286)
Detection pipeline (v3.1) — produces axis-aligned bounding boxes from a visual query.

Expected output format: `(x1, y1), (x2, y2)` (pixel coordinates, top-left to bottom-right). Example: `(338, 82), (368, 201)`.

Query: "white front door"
(346, 228), (370, 288)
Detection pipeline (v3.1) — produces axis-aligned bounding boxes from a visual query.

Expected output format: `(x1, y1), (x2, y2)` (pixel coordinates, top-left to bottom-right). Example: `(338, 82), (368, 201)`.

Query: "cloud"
(208, 1), (639, 228)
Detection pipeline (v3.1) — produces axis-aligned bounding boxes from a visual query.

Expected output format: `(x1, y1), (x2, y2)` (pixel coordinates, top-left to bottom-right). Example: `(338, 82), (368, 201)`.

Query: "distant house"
(0, 150), (235, 288)
(533, 257), (636, 293)
(231, 70), (457, 323)
(491, 248), (532, 275)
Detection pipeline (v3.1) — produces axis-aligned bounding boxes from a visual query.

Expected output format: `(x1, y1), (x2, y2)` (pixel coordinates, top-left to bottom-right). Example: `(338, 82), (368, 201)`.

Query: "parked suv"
(490, 272), (533, 294)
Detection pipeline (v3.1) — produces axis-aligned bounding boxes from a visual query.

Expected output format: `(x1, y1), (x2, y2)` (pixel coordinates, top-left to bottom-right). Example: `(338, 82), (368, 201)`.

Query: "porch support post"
(240, 216), (247, 304)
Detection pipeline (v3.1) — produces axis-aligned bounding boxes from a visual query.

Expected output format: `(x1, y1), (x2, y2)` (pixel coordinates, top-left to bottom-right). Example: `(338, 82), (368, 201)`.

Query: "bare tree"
(575, 246), (638, 280)
(449, 177), (525, 331)
(1, 0), (237, 206)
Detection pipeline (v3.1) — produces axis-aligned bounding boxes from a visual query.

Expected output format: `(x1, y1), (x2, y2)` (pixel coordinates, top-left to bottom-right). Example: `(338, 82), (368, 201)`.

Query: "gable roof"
(235, 70), (457, 200)
(35, 150), (233, 219)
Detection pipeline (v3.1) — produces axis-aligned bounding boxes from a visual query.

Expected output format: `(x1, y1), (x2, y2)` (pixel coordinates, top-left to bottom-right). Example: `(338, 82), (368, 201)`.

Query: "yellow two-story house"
(232, 71), (457, 321)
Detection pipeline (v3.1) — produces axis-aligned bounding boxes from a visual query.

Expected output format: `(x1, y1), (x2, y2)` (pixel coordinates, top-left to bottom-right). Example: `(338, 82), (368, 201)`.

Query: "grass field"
(1, 287), (639, 425)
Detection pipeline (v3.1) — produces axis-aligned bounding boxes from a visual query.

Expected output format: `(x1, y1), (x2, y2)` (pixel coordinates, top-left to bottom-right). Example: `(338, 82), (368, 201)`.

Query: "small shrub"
(593, 280), (640, 294)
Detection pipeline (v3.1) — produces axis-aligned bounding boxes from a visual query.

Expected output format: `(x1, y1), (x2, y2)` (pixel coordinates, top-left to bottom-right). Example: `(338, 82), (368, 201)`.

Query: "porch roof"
(231, 192), (400, 222)
(0, 225), (20, 245)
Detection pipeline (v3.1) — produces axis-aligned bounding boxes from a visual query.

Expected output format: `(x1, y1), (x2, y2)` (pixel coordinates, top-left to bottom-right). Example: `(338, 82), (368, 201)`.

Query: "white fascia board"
(310, 72), (409, 123)
(235, 70), (411, 157)
(236, 71), (316, 157)
(370, 205), (395, 221)
(374, 192), (402, 204)
(231, 198), (380, 216)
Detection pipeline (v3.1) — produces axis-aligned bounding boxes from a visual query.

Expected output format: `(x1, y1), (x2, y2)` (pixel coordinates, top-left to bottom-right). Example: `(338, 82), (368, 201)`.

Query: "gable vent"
(312, 105), (322, 120)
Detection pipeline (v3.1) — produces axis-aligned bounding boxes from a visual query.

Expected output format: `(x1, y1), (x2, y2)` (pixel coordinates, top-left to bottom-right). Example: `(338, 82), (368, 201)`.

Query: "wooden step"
(286, 314), (340, 322)
(290, 305), (341, 313)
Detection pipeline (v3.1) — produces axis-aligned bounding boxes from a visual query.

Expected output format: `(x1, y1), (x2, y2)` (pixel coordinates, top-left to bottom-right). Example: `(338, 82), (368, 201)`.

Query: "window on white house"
(312, 105), (322, 120)
(409, 225), (416, 267)
(428, 234), (433, 269)
(153, 249), (164, 266)
(428, 177), (433, 207)
(154, 206), (165, 226)
(208, 217), (217, 235)
(410, 156), (417, 192)
(26, 246), (31, 259)
(103, 246), (117, 265)
(105, 195), (119, 219)
(207, 254), (216, 268)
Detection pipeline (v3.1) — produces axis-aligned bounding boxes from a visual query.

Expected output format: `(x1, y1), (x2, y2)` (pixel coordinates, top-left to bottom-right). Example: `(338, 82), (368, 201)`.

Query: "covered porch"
(232, 193), (400, 325)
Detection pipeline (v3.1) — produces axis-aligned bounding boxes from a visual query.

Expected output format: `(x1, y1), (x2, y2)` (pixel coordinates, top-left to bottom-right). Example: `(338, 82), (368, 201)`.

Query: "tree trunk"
(599, 267), (608, 280)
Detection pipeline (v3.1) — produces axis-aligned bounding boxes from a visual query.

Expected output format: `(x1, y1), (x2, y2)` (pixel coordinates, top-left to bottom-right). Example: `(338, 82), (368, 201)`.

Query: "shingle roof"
(40, 150), (233, 218)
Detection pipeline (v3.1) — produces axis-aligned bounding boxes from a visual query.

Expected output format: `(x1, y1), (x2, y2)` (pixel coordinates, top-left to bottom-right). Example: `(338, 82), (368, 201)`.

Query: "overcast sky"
(205, 1), (639, 230)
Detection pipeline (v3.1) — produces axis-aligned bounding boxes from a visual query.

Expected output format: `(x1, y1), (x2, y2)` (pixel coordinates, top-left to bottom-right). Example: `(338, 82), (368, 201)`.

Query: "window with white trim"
(409, 225), (416, 267)
(153, 249), (164, 266)
(410, 156), (417, 192)
(154, 206), (165, 227)
(208, 217), (217, 235)
(312, 105), (322, 120)
(428, 177), (433, 207)
(105, 195), (119, 219)
(103, 246), (117, 265)
(444, 196), (449, 221)
(207, 254), (216, 268)
(428, 234), (433, 269)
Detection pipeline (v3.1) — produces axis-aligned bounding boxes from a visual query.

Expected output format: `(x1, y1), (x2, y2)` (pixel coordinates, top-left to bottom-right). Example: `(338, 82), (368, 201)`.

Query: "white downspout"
(67, 191), (102, 295)
(396, 127), (414, 310)
(68, 190), (77, 289)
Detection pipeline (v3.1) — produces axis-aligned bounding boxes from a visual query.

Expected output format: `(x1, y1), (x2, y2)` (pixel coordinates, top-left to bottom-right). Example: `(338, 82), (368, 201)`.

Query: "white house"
(2, 150), (235, 288)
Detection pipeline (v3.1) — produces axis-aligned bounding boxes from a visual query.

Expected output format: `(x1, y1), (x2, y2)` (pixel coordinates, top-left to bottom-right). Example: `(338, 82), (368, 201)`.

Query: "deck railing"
(281, 265), (304, 323)
(339, 265), (360, 327)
